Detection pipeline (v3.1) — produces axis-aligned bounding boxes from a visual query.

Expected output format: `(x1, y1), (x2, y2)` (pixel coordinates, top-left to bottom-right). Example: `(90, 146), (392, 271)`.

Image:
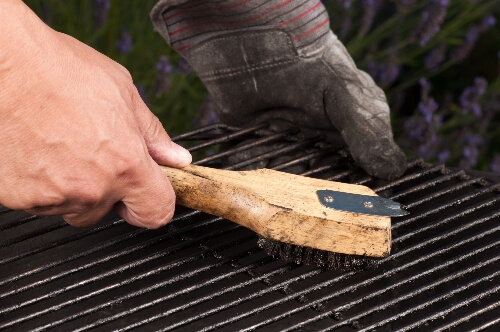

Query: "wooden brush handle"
(161, 164), (391, 257)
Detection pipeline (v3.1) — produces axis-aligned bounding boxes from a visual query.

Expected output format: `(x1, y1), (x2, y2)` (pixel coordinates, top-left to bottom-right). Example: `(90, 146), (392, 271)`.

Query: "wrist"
(0, 0), (57, 63)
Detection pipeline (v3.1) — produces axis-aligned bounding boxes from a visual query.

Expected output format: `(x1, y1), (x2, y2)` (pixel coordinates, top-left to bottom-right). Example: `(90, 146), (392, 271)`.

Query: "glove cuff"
(150, 0), (331, 53)
(150, 0), (189, 46)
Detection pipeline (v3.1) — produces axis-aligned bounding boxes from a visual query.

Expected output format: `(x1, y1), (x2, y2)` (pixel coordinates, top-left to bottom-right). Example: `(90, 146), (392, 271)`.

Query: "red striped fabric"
(293, 17), (330, 41)
(276, 1), (322, 29)
(162, 0), (330, 51)
(169, 0), (293, 36)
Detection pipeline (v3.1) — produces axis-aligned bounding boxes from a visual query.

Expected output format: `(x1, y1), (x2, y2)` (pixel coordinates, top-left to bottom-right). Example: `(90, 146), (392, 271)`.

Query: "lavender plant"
(24, 0), (500, 173)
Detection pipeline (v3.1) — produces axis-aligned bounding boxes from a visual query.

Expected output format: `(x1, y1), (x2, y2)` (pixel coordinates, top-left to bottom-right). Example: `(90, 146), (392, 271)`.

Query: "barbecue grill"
(1, 123), (499, 331)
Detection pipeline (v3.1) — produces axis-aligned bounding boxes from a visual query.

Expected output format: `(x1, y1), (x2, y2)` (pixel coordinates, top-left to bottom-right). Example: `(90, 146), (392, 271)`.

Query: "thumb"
(132, 90), (192, 167)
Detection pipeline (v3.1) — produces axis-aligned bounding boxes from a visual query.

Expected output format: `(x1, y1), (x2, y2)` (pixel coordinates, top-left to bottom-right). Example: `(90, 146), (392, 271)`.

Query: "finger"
(131, 89), (192, 168)
(62, 205), (113, 227)
(27, 202), (114, 227)
(115, 156), (176, 229)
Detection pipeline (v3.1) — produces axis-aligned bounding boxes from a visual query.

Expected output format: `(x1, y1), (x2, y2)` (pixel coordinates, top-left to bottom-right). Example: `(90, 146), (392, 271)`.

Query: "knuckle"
(138, 197), (176, 229)
(69, 184), (105, 208)
(115, 152), (144, 180)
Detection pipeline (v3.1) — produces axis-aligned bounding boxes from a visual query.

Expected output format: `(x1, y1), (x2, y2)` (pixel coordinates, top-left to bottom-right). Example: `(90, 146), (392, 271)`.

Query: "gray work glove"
(151, 0), (407, 180)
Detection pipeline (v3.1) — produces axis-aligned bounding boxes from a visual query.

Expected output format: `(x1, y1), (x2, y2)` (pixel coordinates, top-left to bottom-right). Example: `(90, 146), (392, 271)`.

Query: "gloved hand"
(151, 0), (407, 180)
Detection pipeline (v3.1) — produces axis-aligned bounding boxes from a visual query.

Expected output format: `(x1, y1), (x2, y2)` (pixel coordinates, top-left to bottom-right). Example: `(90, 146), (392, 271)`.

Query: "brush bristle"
(257, 236), (379, 271)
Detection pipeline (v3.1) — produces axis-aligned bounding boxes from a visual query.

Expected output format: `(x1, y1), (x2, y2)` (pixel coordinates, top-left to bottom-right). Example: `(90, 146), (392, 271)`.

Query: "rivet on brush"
(364, 201), (374, 208)
(324, 196), (334, 203)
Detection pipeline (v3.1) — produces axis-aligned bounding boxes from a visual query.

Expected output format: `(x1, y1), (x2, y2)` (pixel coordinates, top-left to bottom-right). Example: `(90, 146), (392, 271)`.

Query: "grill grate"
(1, 123), (499, 331)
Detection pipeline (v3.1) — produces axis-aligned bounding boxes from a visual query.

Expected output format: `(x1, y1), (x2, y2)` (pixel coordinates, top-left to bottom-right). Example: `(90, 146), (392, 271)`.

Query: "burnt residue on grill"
(1, 123), (499, 331)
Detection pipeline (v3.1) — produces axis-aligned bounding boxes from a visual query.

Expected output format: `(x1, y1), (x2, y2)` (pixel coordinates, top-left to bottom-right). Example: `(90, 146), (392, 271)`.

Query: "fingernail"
(171, 142), (192, 166)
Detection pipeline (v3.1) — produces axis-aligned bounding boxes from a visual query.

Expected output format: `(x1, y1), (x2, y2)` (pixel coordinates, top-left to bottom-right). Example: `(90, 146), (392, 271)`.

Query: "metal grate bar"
(161, 213), (499, 331)
(469, 316), (500, 332)
(401, 178), (485, 210)
(79, 265), (292, 332)
(77, 265), (328, 332)
(388, 169), (467, 201)
(0, 218), (122, 266)
(27, 239), (267, 332)
(0, 224), (253, 329)
(224, 136), (325, 170)
(0, 213), (42, 231)
(422, 299), (500, 332)
(299, 164), (335, 177)
(0, 216), (235, 315)
(324, 169), (355, 182)
(271, 148), (336, 171)
(201, 196), (500, 331)
(373, 163), (446, 193)
(0, 210), (205, 287)
(392, 183), (500, 231)
(393, 196), (500, 243)
(0, 217), (60, 248)
(194, 128), (299, 165)
(328, 252), (500, 331)
(211, 226), (500, 331)
(336, 245), (500, 314)
(184, 123), (269, 152)
(125, 158), (500, 330)
(361, 273), (500, 332)
(1, 124), (499, 331)
(171, 123), (242, 141)
(0, 225), (143, 287)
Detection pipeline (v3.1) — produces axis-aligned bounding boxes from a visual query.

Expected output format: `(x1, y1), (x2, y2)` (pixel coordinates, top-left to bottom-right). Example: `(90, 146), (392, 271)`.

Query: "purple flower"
(490, 155), (500, 174)
(177, 58), (192, 74)
(425, 44), (447, 69)
(156, 55), (173, 74)
(438, 150), (450, 163)
(413, 0), (449, 46)
(479, 15), (496, 32)
(450, 22), (488, 64)
(459, 77), (488, 117)
(193, 97), (220, 127)
(398, 0), (417, 13)
(337, 0), (352, 8)
(459, 141), (481, 169)
(116, 30), (133, 54)
(466, 134), (483, 146)
(404, 78), (443, 160)
(93, 0), (111, 29)
(154, 55), (173, 97)
(366, 51), (401, 88)
(459, 133), (484, 169)
(418, 98), (439, 123)
(419, 78), (432, 97)
(418, 78), (441, 123)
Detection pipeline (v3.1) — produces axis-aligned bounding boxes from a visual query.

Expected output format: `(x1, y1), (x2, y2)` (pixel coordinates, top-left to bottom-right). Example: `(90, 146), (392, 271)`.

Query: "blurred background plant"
(25, 0), (500, 173)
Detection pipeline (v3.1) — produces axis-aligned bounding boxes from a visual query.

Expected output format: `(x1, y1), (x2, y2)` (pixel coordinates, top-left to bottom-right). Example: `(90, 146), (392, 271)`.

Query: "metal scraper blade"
(317, 190), (409, 217)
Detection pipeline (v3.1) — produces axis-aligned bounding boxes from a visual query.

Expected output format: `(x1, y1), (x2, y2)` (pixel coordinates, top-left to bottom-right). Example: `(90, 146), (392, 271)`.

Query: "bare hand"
(0, 0), (191, 228)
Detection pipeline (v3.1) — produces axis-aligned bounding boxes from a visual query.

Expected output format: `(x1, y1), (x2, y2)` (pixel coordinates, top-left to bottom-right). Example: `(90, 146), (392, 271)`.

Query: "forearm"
(0, 0), (56, 57)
